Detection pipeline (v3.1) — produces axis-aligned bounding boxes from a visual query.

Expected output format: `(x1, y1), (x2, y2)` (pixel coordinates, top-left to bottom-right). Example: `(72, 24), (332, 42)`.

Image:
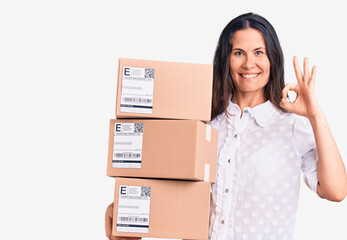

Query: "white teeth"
(242, 74), (258, 78)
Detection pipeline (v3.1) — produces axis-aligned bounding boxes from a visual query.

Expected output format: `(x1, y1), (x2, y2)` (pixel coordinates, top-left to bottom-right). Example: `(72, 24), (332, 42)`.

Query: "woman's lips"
(239, 73), (260, 79)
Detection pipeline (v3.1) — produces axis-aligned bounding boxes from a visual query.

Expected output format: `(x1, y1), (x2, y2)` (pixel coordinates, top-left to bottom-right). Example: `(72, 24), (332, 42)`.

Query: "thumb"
(105, 203), (114, 239)
(280, 97), (293, 112)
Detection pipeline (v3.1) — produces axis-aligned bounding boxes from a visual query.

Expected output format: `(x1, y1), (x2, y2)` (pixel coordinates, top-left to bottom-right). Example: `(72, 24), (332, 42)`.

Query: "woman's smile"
(239, 73), (261, 79)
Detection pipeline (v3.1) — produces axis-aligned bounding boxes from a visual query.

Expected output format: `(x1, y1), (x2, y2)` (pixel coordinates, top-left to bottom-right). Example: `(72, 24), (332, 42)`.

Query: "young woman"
(105, 12), (347, 240)
(208, 12), (346, 240)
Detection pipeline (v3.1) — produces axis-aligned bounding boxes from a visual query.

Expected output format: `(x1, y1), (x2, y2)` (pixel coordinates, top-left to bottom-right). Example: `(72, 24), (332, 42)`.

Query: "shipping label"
(113, 122), (144, 168)
(116, 185), (151, 233)
(120, 66), (155, 114)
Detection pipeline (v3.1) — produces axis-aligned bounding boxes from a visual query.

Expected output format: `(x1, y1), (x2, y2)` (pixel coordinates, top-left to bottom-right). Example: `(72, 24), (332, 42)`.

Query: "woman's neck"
(231, 92), (267, 112)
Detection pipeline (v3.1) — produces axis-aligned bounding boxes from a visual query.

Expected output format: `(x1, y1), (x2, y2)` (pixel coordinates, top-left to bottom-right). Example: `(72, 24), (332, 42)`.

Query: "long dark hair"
(211, 12), (285, 120)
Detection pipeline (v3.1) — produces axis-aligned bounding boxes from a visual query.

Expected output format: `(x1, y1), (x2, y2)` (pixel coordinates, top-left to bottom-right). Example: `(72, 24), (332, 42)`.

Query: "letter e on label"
(115, 123), (122, 133)
(124, 67), (131, 76)
(120, 186), (127, 195)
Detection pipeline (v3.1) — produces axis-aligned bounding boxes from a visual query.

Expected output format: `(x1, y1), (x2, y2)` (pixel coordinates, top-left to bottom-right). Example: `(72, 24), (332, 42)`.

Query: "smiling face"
(229, 28), (270, 99)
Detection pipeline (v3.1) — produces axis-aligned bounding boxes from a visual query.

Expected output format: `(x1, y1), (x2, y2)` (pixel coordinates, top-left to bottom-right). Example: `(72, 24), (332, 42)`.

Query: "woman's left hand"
(280, 56), (323, 119)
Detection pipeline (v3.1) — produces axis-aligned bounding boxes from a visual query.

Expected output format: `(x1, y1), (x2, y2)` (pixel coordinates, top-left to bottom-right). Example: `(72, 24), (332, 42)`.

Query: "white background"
(1, 0), (346, 239)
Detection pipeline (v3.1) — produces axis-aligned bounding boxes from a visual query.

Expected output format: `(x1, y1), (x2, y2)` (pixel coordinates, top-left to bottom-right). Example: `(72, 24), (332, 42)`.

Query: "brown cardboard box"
(107, 119), (218, 182)
(112, 177), (211, 239)
(115, 58), (213, 122)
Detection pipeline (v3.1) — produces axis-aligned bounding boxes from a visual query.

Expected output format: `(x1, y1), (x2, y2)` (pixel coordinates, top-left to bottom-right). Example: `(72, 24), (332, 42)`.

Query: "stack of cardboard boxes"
(107, 58), (218, 239)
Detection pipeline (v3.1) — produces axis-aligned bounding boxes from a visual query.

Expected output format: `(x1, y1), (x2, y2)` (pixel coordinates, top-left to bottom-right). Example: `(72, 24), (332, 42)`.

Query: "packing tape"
(206, 125), (211, 142)
(204, 163), (210, 182)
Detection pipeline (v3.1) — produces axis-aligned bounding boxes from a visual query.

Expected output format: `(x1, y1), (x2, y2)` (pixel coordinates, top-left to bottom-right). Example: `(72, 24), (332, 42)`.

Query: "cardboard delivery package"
(115, 58), (213, 122)
(107, 119), (218, 182)
(112, 177), (211, 240)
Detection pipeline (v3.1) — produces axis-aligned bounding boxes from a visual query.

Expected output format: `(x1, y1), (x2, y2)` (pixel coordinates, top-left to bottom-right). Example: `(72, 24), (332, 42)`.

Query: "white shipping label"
(116, 185), (151, 233)
(113, 123), (144, 168)
(120, 66), (155, 114)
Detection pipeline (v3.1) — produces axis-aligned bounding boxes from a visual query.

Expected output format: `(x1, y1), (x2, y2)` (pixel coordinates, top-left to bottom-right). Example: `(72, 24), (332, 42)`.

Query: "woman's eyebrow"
(231, 47), (266, 51)
(254, 47), (266, 51)
(231, 48), (244, 51)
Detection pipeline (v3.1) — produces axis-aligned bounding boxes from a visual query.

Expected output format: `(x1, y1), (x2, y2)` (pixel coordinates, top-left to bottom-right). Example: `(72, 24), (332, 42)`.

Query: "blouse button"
(228, 159), (231, 163)
(234, 133), (238, 138)
(225, 189), (229, 193)
(221, 220), (225, 224)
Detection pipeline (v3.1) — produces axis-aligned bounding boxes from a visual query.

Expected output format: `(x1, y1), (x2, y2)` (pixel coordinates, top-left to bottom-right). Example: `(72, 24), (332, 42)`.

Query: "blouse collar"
(217, 99), (278, 128)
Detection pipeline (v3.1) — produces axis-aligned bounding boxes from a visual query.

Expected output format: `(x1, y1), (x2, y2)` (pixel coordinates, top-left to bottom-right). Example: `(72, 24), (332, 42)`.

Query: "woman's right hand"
(105, 202), (141, 240)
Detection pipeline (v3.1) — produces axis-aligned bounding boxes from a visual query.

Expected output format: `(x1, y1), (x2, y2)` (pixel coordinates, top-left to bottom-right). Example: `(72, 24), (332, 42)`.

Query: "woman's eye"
(234, 51), (243, 56)
(255, 50), (264, 55)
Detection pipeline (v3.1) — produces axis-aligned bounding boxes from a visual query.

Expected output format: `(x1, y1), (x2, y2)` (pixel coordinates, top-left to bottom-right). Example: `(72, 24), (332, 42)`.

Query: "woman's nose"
(242, 55), (256, 69)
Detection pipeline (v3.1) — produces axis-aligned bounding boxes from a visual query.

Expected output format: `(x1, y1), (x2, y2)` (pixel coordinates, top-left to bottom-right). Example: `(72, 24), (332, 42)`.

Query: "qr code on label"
(141, 186), (151, 197)
(134, 123), (144, 134)
(145, 68), (155, 78)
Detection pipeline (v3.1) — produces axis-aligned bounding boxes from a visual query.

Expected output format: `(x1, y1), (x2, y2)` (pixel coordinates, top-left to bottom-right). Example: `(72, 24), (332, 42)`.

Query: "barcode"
(119, 216), (149, 223)
(134, 123), (143, 134)
(141, 186), (151, 197)
(122, 97), (152, 103)
(145, 68), (155, 78)
(115, 153), (141, 158)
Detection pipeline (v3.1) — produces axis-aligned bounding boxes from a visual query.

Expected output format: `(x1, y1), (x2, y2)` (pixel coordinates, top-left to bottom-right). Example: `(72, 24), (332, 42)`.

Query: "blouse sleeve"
(293, 116), (319, 194)
(294, 115), (347, 195)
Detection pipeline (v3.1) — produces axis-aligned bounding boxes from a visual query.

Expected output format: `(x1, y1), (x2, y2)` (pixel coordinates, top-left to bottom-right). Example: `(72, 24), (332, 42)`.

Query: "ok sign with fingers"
(280, 56), (323, 119)
(281, 56), (347, 202)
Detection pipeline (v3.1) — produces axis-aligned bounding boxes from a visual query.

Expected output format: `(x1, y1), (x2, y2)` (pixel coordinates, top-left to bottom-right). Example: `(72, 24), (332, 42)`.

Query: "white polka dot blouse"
(208, 100), (346, 240)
